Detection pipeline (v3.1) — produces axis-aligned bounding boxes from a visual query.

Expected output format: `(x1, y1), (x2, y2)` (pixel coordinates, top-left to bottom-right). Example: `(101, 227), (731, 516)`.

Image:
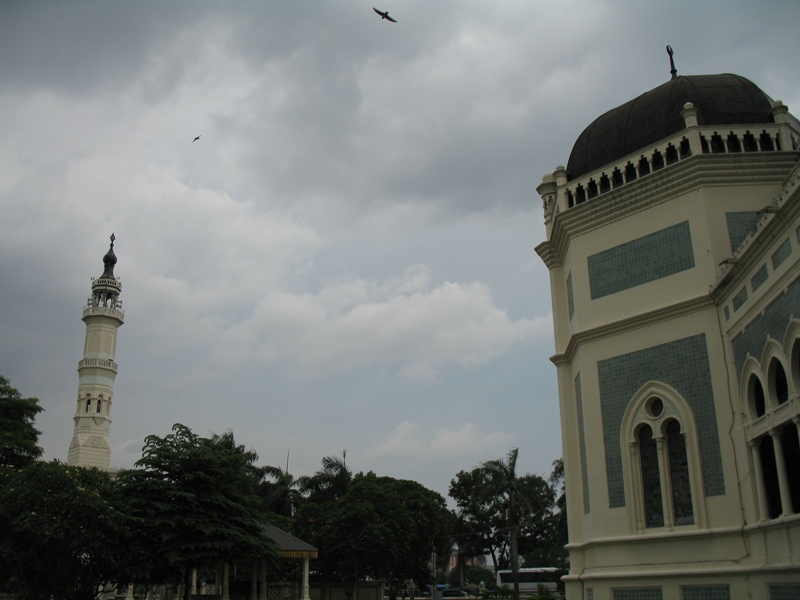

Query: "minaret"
(67, 234), (124, 469)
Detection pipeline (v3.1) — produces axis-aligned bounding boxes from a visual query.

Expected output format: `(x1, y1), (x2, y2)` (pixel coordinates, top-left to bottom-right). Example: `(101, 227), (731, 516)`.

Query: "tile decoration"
(588, 221), (694, 299)
(567, 271), (575, 320)
(612, 588), (663, 600)
(576, 373), (591, 514)
(769, 584), (800, 600)
(750, 264), (769, 292)
(732, 275), (800, 378)
(598, 334), (725, 508)
(726, 211), (760, 253)
(771, 238), (792, 270)
(681, 586), (730, 600)
(732, 286), (749, 312)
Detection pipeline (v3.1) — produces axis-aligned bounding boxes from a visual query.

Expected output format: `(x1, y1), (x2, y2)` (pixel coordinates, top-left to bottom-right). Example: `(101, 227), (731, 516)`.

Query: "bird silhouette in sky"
(192, 135), (202, 143)
(373, 8), (397, 22)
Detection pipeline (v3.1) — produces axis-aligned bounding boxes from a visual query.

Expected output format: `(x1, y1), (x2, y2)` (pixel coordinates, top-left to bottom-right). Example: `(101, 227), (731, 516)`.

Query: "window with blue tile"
(732, 286), (748, 311)
(726, 211), (760, 253)
(681, 586), (730, 600)
(751, 264), (768, 292)
(598, 334), (725, 508)
(769, 584), (800, 600)
(567, 271), (575, 320)
(771, 238), (791, 270)
(732, 275), (800, 378)
(612, 588), (662, 600)
(576, 373), (590, 514)
(588, 221), (695, 299)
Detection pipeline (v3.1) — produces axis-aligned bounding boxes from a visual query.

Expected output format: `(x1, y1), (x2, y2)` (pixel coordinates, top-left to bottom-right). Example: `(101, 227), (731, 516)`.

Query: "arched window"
(85, 398), (92, 413)
(622, 383), (706, 533)
(769, 358), (789, 405)
(666, 420), (694, 525)
(749, 374), (766, 418)
(96, 399), (103, 413)
(638, 424), (663, 528)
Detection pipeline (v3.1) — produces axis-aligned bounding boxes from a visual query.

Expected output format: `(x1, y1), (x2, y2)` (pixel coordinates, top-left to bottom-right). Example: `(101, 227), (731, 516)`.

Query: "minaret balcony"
(82, 305), (125, 321)
(78, 358), (118, 372)
(91, 277), (122, 292)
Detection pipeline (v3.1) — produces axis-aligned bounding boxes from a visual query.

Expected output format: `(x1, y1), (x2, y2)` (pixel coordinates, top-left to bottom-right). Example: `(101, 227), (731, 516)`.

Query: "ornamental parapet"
(91, 277), (122, 292)
(82, 306), (125, 321)
(78, 358), (119, 372)
(542, 102), (800, 219)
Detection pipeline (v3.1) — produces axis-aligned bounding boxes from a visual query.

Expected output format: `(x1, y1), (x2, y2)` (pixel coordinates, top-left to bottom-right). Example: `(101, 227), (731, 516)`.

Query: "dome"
(100, 234), (117, 279)
(566, 74), (775, 180)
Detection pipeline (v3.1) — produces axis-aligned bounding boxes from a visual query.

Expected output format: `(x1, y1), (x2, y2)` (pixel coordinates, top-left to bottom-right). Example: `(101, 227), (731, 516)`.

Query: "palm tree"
(479, 449), (549, 600)
(298, 449), (352, 503)
(260, 453), (303, 518)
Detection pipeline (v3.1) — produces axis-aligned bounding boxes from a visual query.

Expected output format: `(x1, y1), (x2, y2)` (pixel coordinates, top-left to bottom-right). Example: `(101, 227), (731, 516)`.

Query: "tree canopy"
(0, 461), (130, 600)
(118, 424), (277, 597)
(449, 449), (555, 600)
(294, 472), (452, 585)
(0, 375), (43, 468)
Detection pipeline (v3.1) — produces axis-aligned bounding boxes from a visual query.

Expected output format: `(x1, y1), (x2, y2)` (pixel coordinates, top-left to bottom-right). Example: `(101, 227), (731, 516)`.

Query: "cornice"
(550, 295), (715, 366)
(547, 153), (798, 267)
(712, 159), (800, 301)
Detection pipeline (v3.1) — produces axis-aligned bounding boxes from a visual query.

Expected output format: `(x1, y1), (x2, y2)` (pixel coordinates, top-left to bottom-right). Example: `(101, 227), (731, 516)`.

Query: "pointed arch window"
(622, 383), (706, 534)
(86, 399), (92, 413)
(96, 399), (102, 413)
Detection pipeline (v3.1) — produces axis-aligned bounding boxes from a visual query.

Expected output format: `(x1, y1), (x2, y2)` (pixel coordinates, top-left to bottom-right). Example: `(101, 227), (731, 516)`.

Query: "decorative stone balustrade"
(82, 305), (125, 320)
(552, 101), (799, 214)
(78, 358), (119, 372)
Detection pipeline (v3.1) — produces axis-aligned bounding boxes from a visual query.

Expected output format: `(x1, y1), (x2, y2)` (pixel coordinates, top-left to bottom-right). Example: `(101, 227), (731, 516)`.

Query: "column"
(770, 428), (794, 517)
(655, 435), (674, 528)
(260, 558), (268, 600)
(302, 556), (311, 600)
(222, 562), (230, 600)
(251, 561), (259, 600)
(192, 569), (197, 596)
(750, 439), (770, 521)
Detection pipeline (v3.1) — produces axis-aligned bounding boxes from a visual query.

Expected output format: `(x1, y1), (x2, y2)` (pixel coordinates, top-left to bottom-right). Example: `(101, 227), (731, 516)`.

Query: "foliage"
(522, 460), (567, 569)
(259, 461), (304, 518)
(118, 424), (277, 597)
(294, 472), (452, 585)
(298, 450), (352, 504)
(0, 374), (43, 468)
(0, 460), (130, 600)
(449, 450), (554, 600)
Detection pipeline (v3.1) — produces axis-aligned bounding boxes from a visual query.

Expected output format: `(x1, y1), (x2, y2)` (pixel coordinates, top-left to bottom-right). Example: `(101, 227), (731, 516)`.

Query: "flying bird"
(192, 135), (202, 143)
(373, 8), (397, 22)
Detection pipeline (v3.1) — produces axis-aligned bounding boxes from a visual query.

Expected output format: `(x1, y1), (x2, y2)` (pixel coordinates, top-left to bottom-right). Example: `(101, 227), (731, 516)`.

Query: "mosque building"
(66, 234), (124, 470)
(535, 53), (800, 599)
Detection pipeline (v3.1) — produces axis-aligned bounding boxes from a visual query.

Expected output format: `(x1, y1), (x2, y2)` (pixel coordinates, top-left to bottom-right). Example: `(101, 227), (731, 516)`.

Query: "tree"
(259, 451), (304, 519)
(118, 424), (277, 599)
(298, 450), (352, 503)
(294, 473), (452, 588)
(450, 449), (554, 600)
(0, 461), (130, 600)
(0, 375), (43, 468)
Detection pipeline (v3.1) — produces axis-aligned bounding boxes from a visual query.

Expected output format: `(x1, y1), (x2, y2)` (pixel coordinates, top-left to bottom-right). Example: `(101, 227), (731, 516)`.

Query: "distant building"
(67, 235), (124, 469)
(536, 65), (800, 599)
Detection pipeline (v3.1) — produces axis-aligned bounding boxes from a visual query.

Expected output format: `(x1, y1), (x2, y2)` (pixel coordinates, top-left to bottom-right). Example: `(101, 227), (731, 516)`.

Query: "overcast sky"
(2, 0), (799, 499)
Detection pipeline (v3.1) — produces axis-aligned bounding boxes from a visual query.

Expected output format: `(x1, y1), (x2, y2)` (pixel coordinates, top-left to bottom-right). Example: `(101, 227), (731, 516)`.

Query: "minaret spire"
(66, 235), (125, 470)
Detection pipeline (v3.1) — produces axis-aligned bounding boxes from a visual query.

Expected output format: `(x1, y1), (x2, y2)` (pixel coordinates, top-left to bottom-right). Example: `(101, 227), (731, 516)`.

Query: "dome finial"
(666, 45), (677, 80)
(100, 234), (118, 279)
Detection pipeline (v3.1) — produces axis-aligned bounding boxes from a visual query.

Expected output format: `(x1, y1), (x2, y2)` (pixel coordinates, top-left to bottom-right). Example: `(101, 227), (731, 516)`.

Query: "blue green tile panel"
(575, 373), (590, 514)
(598, 334), (725, 507)
(682, 586), (730, 600)
(751, 264), (768, 292)
(612, 588), (662, 600)
(726, 211), (760, 253)
(771, 238), (791, 270)
(567, 271), (575, 320)
(769, 584), (800, 600)
(587, 590), (593, 600)
(732, 274), (800, 378)
(588, 221), (695, 299)
(732, 286), (748, 311)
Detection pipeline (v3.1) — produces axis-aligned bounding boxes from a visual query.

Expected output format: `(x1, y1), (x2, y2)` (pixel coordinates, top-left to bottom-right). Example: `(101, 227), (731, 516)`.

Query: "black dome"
(566, 74), (775, 180)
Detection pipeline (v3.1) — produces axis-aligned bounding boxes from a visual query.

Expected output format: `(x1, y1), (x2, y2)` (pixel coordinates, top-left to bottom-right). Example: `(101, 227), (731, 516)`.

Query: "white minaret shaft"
(67, 234), (124, 469)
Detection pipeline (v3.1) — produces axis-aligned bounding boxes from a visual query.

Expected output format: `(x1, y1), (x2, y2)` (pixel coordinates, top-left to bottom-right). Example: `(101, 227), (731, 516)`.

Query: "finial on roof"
(666, 45), (677, 80)
(100, 233), (118, 279)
